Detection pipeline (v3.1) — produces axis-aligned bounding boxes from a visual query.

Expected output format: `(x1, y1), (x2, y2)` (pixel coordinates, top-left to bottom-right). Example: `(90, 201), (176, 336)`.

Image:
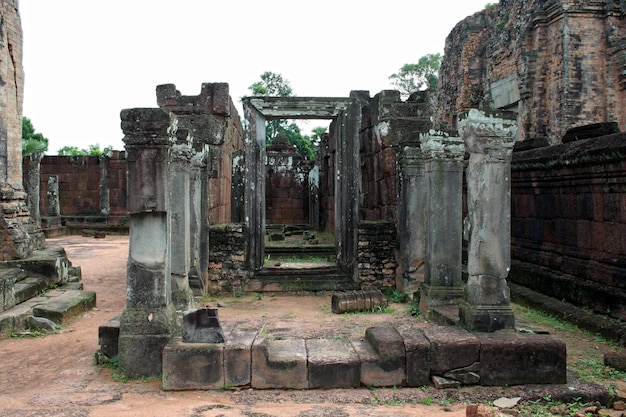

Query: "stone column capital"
(419, 130), (465, 161)
(458, 109), (517, 157)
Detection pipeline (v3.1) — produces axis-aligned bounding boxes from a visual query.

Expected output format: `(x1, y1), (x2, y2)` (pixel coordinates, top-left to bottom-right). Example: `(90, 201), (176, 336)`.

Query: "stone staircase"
(244, 263), (360, 292)
(0, 245), (96, 337)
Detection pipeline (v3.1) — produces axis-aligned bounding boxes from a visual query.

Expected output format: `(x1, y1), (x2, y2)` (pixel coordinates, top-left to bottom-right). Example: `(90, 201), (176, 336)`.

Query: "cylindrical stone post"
(99, 154), (110, 216)
(26, 151), (43, 226)
(458, 108), (518, 332)
(418, 131), (465, 313)
(118, 107), (177, 378)
(47, 175), (60, 217)
(169, 137), (194, 309)
(397, 144), (425, 297)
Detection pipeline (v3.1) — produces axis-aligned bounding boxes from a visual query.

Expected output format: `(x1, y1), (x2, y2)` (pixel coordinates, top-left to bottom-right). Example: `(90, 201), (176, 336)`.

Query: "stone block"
(98, 316), (120, 359)
(307, 339), (360, 388)
(162, 337), (224, 390)
(364, 326), (405, 372)
(32, 289), (96, 325)
(396, 326), (430, 387)
(251, 338), (308, 389)
(423, 326), (480, 375)
(224, 329), (257, 387)
(478, 333), (567, 385)
(352, 339), (405, 387)
(118, 333), (172, 379)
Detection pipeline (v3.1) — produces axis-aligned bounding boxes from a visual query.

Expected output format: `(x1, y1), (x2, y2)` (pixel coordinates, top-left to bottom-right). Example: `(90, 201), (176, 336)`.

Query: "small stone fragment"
(432, 375), (461, 389)
(28, 316), (57, 332)
(614, 401), (626, 411)
(493, 397), (521, 409)
(466, 404), (497, 417)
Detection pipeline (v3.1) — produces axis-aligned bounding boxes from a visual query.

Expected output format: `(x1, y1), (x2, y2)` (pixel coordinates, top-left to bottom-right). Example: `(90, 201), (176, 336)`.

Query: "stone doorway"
(241, 96), (361, 291)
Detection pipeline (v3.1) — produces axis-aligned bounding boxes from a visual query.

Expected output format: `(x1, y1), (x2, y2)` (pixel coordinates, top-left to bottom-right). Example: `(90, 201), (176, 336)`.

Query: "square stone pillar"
(169, 138), (194, 309)
(118, 108), (177, 378)
(397, 144), (425, 297)
(458, 108), (518, 332)
(418, 131), (465, 313)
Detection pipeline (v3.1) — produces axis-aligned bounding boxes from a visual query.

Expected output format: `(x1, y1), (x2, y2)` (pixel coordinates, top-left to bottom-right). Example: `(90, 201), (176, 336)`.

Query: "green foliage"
(58, 144), (112, 156)
(22, 117), (49, 157)
(249, 71), (293, 97)
(389, 53), (442, 96)
(248, 71), (321, 159)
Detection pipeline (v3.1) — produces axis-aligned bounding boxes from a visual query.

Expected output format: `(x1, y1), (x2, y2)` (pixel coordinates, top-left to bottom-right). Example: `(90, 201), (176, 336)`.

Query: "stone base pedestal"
(418, 284), (465, 315)
(459, 304), (516, 332)
(118, 304), (178, 378)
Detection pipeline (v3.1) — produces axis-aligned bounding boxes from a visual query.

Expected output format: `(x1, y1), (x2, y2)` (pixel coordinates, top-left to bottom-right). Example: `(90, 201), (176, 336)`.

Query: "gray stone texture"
(396, 325), (430, 387)
(418, 131), (465, 312)
(224, 329), (257, 387)
(458, 108), (518, 332)
(162, 337), (225, 390)
(423, 326), (480, 375)
(306, 338), (360, 388)
(251, 338), (308, 389)
(353, 339), (405, 387)
(478, 333), (567, 385)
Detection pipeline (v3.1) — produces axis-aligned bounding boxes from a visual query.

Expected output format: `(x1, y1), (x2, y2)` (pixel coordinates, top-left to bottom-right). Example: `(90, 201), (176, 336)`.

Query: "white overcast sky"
(20, 1), (491, 153)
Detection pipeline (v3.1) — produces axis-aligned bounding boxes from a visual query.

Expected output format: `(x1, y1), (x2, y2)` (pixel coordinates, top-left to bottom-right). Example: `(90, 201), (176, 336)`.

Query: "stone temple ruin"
(110, 83), (570, 389)
(1, 0), (625, 392)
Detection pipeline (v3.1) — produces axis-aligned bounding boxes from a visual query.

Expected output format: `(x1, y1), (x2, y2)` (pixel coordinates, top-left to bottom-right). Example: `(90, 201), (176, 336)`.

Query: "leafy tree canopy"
(22, 117), (49, 157)
(58, 144), (112, 156)
(389, 53), (442, 96)
(249, 71), (293, 97)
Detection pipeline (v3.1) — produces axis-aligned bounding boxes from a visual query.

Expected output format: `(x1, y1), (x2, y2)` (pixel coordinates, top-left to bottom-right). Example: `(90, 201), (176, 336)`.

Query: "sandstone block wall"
(24, 153), (128, 218)
(0, 0), (24, 186)
(436, 0), (626, 144)
(265, 135), (313, 226)
(510, 133), (626, 320)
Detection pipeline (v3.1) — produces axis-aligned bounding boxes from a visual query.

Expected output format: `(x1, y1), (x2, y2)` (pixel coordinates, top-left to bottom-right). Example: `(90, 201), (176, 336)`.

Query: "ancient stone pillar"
(26, 151), (43, 227)
(458, 108), (518, 332)
(188, 151), (205, 291)
(99, 155), (110, 216)
(118, 108), (177, 378)
(169, 138), (194, 309)
(397, 143), (425, 297)
(47, 175), (60, 217)
(418, 131), (465, 313)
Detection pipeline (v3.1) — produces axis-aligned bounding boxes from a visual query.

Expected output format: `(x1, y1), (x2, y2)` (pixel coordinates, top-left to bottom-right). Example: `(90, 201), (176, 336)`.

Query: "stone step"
(32, 289), (96, 325)
(245, 264), (359, 292)
(0, 286), (95, 337)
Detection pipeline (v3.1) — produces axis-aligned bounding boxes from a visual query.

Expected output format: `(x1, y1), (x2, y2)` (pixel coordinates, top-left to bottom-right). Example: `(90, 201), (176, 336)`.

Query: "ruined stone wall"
(24, 153), (128, 218)
(0, 0), (23, 186)
(265, 135), (313, 225)
(509, 133), (626, 320)
(436, 0), (626, 144)
(207, 101), (244, 224)
(207, 223), (249, 295)
(358, 221), (397, 289)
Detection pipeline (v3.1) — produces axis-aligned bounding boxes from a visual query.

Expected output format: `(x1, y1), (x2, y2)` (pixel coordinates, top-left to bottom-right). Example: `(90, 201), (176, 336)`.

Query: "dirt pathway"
(0, 235), (471, 417)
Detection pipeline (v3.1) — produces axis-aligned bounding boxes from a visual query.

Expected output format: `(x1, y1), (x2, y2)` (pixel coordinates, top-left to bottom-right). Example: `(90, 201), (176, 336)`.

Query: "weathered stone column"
(47, 175), (60, 217)
(188, 151), (205, 291)
(99, 154), (110, 216)
(397, 143), (425, 297)
(458, 108), (517, 332)
(418, 131), (465, 313)
(169, 137), (194, 309)
(26, 151), (43, 226)
(118, 108), (177, 378)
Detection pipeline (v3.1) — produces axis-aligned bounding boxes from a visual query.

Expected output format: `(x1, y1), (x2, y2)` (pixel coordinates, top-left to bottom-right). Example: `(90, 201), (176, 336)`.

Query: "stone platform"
(161, 324), (566, 391)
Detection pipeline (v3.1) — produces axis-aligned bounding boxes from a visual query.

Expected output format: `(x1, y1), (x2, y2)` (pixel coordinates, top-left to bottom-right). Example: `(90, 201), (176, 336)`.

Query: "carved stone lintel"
(458, 108), (517, 156)
(419, 130), (465, 161)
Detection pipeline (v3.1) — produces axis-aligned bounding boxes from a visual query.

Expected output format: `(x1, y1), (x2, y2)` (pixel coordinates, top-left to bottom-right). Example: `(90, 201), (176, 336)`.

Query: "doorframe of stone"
(241, 96), (355, 276)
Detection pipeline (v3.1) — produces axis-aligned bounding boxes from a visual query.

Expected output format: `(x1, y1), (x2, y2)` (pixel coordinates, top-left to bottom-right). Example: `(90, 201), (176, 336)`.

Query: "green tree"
(389, 53), (442, 96)
(249, 71), (320, 160)
(249, 71), (293, 96)
(57, 144), (112, 156)
(22, 117), (49, 157)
